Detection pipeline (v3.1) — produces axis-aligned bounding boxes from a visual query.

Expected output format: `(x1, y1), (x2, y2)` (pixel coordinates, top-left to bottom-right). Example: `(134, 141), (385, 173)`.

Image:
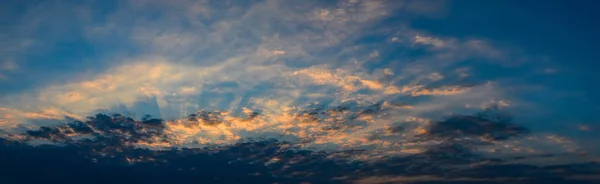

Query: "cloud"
(2, 109), (599, 183)
(410, 85), (471, 96)
(578, 124), (592, 131)
(0, 59), (18, 71)
(414, 35), (445, 48)
(544, 68), (558, 74)
(425, 109), (529, 141)
(409, 34), (505, 62)
(0, 0), (445, 119)
(3, 97), (586, 168)
(0, 1), (597, 183)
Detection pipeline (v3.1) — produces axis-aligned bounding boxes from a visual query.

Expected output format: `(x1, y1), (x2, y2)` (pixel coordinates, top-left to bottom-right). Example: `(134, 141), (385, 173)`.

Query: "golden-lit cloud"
(0, 0), (589, 168)
(0, 54), (536, 161)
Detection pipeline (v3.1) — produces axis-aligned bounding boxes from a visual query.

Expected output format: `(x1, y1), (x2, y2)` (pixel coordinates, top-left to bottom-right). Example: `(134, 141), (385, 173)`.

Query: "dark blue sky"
(411, 0), (600, 130)
(417, 0), (600, 95)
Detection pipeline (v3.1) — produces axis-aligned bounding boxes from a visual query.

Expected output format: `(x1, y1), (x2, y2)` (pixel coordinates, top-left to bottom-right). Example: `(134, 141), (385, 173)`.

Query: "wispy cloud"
(0, 1), (597, 182)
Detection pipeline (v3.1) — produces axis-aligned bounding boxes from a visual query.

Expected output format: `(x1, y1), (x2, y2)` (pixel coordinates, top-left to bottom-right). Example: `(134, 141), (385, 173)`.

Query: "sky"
(0, 0), (600, 183)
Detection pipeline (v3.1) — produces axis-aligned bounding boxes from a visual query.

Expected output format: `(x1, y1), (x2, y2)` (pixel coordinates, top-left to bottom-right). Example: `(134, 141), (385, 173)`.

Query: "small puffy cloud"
(0, 59), (18, 71)
(383, 68), (394, 75)
(454, 67), (471, 79)
(544, 68), (558, 74)
(414, 35), (445, 48)
(427, 72), (444, 81)
(0, 59), (18, 80)
(368, 50), (380, 58)
(578, 124), (592, 131)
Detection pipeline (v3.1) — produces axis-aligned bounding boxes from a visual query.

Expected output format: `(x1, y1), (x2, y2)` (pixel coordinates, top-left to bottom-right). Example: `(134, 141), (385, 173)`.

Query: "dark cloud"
(1, 135), (599, 184)
(291, 100), (388, 131)
(188, 110), (226, 126)
(24, 113), (169, 150)
(425, 106), (529, 141)
(1, 106), (599, 184)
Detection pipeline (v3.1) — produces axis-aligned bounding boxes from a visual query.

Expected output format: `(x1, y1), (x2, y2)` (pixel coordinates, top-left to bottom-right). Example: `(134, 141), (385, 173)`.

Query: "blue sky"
(412, 0), (600, 121)
(1, 0), (599, 166)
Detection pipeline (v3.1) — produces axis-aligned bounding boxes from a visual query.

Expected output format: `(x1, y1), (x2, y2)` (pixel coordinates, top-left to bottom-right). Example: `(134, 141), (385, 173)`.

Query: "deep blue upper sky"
(411, 0), (600, 132)
(414, 0), (600, 93)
